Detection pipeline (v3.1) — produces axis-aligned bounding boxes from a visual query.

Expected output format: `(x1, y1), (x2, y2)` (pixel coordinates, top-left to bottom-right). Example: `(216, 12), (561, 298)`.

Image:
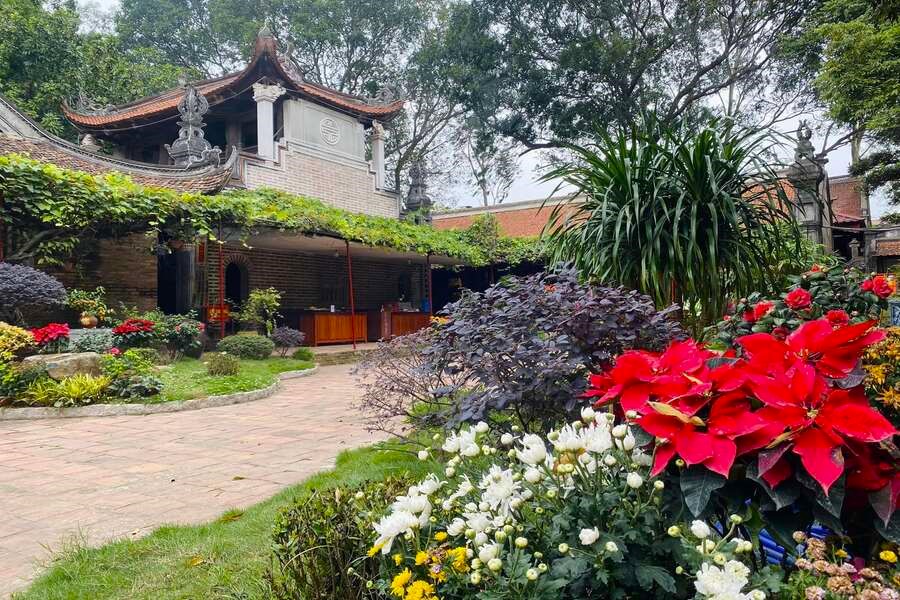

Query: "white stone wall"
(241, 141), (400, 218)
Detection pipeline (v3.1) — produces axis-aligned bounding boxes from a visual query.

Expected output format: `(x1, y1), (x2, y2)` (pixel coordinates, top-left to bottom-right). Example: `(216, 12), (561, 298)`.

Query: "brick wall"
(53, 233), (158, 311)
(242, 142), (400, 218)
(206, 245), (426, 313)
(433, 198), (581, 238)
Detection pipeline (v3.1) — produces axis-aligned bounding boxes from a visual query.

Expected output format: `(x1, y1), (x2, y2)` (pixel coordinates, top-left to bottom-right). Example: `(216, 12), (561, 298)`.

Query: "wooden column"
(346, 240), (357, 350)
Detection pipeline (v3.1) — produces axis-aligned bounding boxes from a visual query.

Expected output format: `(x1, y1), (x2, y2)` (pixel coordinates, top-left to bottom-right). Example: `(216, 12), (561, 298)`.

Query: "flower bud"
(475, 421), (489, 433)
(625, 410), (638, 419)
(675, 566), (683, 575)
(500, 433), (514, 446)
(417, 450), (429, 460)
(494, 531), (507, 543)
(526, 568), (538, 581)
(653, 480), (664, 491)
(487, 558), (503, 572)
(612, 424), (628, 438)
(558, 543), (570, 554)
(445, 467), (456, 477)
(470, 572), (482, 584)
(538, 562), (548, 572)
(604, 541), (618, 553)
(729, 514), (743, 525)
(515, 537), (528, 548)
(667, 526), (681, 537)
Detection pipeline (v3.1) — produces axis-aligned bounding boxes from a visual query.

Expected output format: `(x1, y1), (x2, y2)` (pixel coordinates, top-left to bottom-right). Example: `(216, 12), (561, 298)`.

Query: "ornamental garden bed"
(0, 277), (316, 411)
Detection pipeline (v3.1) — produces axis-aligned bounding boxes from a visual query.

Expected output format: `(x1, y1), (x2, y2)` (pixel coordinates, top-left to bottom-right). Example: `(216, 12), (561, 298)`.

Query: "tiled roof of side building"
(63, 29), (404, 129)
(0, 134), (237, 193)
(0, 91), (236, 194)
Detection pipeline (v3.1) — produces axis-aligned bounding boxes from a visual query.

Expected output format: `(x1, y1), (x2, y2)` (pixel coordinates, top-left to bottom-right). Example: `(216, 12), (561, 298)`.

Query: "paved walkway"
(0, 364), (381, 596)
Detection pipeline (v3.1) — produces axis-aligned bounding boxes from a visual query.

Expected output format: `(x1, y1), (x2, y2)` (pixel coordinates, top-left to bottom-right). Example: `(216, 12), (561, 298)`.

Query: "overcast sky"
(79, 0), (885, 216)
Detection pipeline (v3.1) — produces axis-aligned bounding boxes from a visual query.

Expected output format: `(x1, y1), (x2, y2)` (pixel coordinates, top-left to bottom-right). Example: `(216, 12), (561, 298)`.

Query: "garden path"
(0, 364), (381, 596)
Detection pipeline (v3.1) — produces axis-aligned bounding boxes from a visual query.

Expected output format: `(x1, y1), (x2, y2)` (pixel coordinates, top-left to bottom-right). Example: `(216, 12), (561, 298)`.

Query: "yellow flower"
(404, 580), (436, 600)
(368, 542), (385, 558)
(415, 551), (429, 566)
(390, 568), (412, 598)
(835, 549), (848, 559)
(447, 547), (469, 573)
(393, 553), (404, 566)
(880, 550), (898, 564)
(434, 531), (448, 542)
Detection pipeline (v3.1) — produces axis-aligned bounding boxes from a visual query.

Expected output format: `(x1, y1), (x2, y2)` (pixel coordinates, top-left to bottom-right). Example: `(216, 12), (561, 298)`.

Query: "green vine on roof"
(0, 153), (540, 267)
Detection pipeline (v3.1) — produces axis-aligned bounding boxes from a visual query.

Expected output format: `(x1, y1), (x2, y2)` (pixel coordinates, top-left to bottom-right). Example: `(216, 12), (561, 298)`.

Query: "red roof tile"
(64, 31), (403, 129)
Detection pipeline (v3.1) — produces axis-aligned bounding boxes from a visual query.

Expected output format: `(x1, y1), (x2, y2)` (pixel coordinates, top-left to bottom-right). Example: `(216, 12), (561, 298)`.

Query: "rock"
(22, 352), (102, 380)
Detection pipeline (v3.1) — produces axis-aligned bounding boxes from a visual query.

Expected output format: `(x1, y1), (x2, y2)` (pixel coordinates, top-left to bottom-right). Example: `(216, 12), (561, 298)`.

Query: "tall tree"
(0, 0), (81, 134)
(115, 0), (267, 76)
(813, 0), (899, 204)
(439, 0), (816, 148)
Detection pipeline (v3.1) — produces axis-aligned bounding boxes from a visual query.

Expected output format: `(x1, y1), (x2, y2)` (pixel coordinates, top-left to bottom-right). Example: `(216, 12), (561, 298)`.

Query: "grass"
(142, 356), (315, 404)
(15, 443), (427, 600)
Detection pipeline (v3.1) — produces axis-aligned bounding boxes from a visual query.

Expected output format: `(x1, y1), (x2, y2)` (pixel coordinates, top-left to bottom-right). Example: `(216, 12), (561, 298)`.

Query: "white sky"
(79, 0), (885, 216)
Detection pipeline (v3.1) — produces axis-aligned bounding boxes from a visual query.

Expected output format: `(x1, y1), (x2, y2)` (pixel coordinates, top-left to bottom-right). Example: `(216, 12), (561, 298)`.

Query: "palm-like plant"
(543, 117), (802, 331)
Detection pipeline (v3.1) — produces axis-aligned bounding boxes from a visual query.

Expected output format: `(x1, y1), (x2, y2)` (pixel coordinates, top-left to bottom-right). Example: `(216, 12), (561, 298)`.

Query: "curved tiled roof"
(64, 30), (403, 130)
(0, 91), (236, 194)
(0, 135), (237, 193)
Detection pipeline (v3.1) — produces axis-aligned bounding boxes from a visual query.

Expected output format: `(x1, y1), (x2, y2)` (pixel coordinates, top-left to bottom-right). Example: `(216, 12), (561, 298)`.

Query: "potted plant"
(66, 287), (110, 328)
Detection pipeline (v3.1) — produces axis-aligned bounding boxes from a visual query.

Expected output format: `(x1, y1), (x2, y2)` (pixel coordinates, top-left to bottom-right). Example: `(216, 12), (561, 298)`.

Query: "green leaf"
(635, 565), (676, 593)
(679, 466), (727, 516)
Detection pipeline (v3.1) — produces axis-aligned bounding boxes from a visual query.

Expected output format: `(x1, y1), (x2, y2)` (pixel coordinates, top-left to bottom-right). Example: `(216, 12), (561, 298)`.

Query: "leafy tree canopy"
(436, 0), (816, 148)
(813, 0), (900, 203)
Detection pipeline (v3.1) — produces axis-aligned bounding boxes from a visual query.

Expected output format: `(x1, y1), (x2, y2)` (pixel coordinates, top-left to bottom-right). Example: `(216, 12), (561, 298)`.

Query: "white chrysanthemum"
(479, 465), (522, 516)
(632, 449), (653, 466)
(579, 527), (600, 545)
(447, 517), (466, 537)
(475, 421), (490, 433)
(391, 489), (432, 527)
(443, 428), (479, 455)
(478, 542), (501, 563)
(373, 510), (419, 554)
(693, 561), (751, 598)
(580, 406), (596, 422)
(691, 520), (712, 539)
(552, 424), (585, 452)
(516, 434), (548, 465)
(500, 433), (514, 446)
(465, 511), (492, 533)
(626, 472), (643, 489)
(417, 474), (444, 496)
(581, 422), (613, 453)
(524, 467), (543, 483)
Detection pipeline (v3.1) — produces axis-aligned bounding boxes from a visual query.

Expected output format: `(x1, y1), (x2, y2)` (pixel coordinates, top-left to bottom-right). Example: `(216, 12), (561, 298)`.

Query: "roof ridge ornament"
(164, 85), (222, 168)
(73, 90), (116, 116)
(366, 84), (398, 106)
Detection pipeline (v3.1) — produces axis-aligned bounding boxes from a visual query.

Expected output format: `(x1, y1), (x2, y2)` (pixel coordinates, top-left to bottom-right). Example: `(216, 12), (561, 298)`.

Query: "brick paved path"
(0, 364), (381, 596)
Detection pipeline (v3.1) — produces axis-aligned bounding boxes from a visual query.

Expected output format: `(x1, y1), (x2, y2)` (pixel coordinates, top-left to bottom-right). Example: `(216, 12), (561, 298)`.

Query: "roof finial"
(164, 85), (221, 168)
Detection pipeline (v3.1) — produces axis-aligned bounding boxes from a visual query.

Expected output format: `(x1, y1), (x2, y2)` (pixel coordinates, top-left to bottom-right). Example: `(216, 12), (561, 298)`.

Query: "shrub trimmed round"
(217, 335), (275, 359)
(206, 352), (240, 376)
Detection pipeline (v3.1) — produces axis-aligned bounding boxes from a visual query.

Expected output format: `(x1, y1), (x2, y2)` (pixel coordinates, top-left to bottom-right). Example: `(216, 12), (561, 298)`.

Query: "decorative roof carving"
(165, 85), (222, 168)
(794, 120), (816, 163)
(366, 85), (398, 106)
(72, 91), (116, 116)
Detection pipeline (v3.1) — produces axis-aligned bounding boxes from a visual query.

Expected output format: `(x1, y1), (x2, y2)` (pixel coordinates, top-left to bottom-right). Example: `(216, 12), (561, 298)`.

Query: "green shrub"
(205, 352), (239, 376)
(236, 288), (282, 335)
(291, 347), (315, 361)
(0, 362), (47, 403)
(129, 347), (164, 365)
(71, 330), (114, 353)
(100, 349), (155, 379)
(268, 476), (412, 600)
(107, 374), (163, 400)
(217, 335), (275, 359)
(24, 374), (111, 407)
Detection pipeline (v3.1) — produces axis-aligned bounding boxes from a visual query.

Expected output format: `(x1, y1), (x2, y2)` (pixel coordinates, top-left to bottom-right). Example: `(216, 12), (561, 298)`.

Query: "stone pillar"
(252, 83), (285, 161)
(787, 121), (831, 252)
(371, 120), (386, 189)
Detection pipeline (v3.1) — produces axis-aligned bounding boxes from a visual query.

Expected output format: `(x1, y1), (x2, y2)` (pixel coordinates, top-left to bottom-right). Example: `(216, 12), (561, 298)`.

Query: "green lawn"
(144, 356), (315, 404)
(15, 443), (426, 600)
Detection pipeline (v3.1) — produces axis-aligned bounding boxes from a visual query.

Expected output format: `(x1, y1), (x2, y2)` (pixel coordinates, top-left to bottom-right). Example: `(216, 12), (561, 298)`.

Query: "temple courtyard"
(0, 364), (378, 596)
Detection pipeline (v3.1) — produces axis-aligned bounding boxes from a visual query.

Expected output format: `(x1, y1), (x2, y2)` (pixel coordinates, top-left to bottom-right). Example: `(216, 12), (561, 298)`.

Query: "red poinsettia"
(746, 367), (895, 493)
(586, 340), (712, 414)
(737, 318), (885, 379)
(31, 323), (70, 346)
(642, 391), (766, 477)
(785, 287), (812, 310)
(112, 318), (155, 335)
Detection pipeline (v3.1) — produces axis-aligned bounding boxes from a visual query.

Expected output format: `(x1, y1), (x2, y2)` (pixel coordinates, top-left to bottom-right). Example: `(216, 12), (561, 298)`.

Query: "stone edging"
(0, 366), (318, 421)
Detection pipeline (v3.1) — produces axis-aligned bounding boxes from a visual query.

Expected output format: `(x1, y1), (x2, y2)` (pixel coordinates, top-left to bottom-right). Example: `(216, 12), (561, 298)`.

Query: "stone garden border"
(0, 366), (318, 421)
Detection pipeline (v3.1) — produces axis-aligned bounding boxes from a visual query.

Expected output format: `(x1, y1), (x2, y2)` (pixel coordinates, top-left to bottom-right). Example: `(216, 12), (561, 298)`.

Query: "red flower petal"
(651, 443), (677, 477)
(674, 428), (715, 466)
(793, 428), (845, 494)
(821, 395), (896, 442)
(761, 457), (793, 489)
(702, 436), (737, 477)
